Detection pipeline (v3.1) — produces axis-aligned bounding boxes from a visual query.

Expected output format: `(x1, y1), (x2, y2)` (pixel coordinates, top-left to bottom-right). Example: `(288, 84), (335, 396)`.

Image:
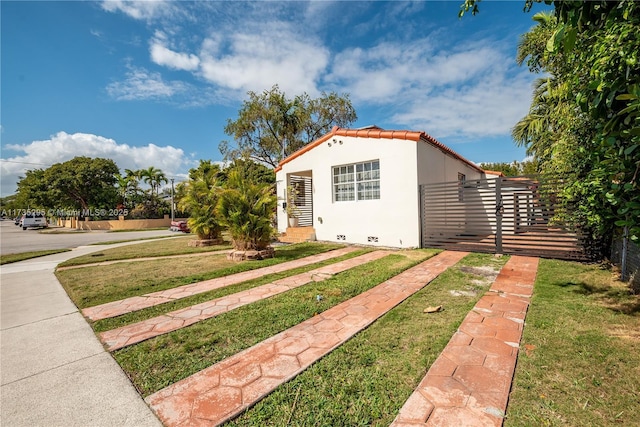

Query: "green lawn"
(53, 239), (640, 426)
(91, 247), (374, 333)
(0, 249), (71, 265)
(58, 235), (232, 266)
(113, 249), (449, 397)
(505, 259), (640, 426)
(56, 242), (345, 308)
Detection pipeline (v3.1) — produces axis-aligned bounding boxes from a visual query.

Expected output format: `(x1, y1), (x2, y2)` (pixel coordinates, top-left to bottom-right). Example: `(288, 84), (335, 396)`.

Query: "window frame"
(458, 172), (466, 202)
(332, 160), (380, 202)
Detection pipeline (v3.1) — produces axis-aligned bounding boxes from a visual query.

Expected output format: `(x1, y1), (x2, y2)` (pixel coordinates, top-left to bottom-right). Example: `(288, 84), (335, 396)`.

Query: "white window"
(333, 160), (380, 202)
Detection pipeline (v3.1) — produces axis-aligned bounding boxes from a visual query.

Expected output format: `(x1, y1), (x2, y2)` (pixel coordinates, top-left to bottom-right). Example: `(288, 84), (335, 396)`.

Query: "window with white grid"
(332, 160), (380, 202)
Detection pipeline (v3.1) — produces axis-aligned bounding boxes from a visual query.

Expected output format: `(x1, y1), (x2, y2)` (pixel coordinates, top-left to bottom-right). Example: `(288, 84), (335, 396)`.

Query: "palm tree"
(511, 77), (557, 166)
(121, 168), (145, 207)
(218, 168), (276, 251)
(512, 11), (570, 172)
(124, 168), (141, 180)
(178, 162), (224, 241)
(140, 166), (168, 198)
(115, 174), (131, 208)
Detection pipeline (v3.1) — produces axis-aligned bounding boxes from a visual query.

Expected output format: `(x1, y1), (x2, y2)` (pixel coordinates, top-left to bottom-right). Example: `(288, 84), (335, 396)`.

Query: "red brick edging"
(82, 247), (359, 321)
(390, 255), (539, 427)
(100, 251), (390, 351)
(146, 251), (469, 427)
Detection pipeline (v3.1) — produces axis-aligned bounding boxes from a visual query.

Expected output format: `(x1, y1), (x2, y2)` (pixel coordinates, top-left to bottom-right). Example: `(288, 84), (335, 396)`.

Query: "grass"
(112, 251), (505, 403)
(505, 259), (640, 426)
(0, 249), (71, 265)
(59, 235), (231, 266)
(54, 239), (640, 425)
(88, 235), (176, 245)
(38, 229), (88, 234)
(91, 247), (374, 333)
(113, 250), (433, 396)
(106, 227), (170, 232)
(56, 242), (345, 308)
(225, 252), (506, 426)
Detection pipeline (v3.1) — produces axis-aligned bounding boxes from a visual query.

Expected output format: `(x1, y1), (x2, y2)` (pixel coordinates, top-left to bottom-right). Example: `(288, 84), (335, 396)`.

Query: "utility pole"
(170, 178), (175, 222)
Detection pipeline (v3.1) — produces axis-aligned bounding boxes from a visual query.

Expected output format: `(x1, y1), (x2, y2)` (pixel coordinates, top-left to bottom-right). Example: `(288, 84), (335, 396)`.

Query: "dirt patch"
(449, 264), (500, 297)
(458, 266), (499, 279)
(449, 289), (478, 297)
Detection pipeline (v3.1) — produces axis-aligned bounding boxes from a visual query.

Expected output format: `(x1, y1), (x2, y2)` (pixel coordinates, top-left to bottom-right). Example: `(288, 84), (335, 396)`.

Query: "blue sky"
(1, 0), (552, 196)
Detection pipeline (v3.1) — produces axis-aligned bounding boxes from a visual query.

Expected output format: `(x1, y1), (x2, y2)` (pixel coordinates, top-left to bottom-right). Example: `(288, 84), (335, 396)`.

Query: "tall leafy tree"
(220, 84), (357, 167)
(44, 157), (119, 211)
(480, 160), (539, 176)
(14, 168), (51, 210)
(218, 158), (276, 186)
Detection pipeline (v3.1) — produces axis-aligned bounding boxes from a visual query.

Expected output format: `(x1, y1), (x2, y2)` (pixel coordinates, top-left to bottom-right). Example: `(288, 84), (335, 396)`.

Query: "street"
(0, 220), (175, 255)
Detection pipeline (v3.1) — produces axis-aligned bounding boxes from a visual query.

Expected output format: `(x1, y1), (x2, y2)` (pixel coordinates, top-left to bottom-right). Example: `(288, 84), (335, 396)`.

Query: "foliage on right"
(465, 0), (640, 248)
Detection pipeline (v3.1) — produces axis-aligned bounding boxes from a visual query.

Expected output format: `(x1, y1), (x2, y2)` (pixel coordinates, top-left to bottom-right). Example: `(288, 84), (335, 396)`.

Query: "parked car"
(21, 213), (48, 230)
(169, 220), (190, 233)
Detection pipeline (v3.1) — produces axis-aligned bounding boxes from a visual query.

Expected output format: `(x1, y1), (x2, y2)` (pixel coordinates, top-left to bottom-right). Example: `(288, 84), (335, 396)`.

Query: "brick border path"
(390, 255), (539, 427)
(100, 251), (391, 351)
(82, 247), (359, 321)
(146, 251), (468, 427)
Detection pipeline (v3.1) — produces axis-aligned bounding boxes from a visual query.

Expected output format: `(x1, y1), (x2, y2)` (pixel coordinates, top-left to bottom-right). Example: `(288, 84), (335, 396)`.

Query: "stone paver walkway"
(82, 246), (359, 321)
(100, 250), (391, 351)
(390, 255), (539, 427)
(146, 250), (468, 427)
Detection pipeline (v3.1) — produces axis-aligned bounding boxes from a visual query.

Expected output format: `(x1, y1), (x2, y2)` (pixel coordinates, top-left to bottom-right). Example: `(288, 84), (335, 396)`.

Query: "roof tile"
(275, 126), (484, 173)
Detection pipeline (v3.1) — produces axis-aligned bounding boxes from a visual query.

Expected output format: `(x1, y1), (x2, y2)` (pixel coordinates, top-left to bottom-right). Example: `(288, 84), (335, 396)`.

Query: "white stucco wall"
(416, 142), (487, 237)
(277, 135), (420, 248)
(416, 142), (483, 185)
(276, 134), (486, 248)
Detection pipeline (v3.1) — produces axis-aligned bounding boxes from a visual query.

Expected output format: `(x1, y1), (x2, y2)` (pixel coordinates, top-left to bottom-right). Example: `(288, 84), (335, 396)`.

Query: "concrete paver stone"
(100, 251), (390, 351)
(390, 255), (539, 427)
(82, 246), (360, 321)
(146, 250), (468, 427)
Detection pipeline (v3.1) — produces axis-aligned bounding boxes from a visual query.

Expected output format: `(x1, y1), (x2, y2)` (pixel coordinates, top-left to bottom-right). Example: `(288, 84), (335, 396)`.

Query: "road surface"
(0, 220), (176, 255)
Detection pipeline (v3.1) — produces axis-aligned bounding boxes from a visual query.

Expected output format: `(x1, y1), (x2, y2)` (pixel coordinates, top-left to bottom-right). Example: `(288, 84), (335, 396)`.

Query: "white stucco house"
(275, 125), (492, 249)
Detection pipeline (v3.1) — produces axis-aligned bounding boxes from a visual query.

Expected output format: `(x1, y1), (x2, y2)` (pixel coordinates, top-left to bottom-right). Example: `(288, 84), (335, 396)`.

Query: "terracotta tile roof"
(483, 170), (506, 177)
(274, 126), (485, 173)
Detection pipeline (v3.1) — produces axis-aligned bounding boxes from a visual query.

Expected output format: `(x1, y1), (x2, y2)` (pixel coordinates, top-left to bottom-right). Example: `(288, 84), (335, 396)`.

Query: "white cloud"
(392, 72), (533, 139)
(325, 38), (534, 138)
(1, 132), (191, 196)
(150, 31), (200, 71)
(100, 2), (535, 141)
(106, 65), (189, 100)
(198, 22), (329, 96)
(101, 0), (173, 21)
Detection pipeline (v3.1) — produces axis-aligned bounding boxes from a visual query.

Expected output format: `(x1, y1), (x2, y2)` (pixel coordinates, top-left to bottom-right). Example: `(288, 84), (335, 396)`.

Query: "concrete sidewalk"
(1, 245), (162, 427)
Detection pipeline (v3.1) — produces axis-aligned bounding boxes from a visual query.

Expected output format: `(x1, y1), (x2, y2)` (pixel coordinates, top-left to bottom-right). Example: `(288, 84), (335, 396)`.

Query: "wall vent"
(336, 235), (346, 241)
(367, 236), (379, 243)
